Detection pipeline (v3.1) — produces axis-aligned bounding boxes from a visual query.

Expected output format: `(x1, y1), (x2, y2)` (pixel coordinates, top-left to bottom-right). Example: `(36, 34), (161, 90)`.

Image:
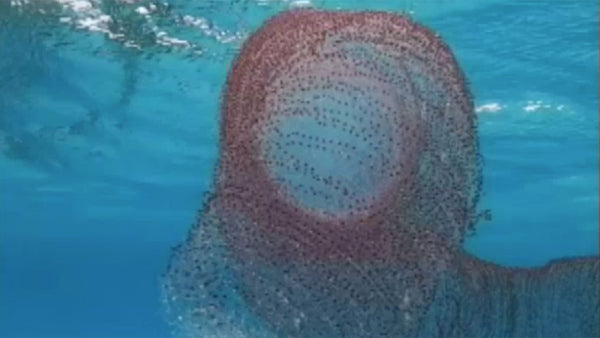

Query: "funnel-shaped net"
(163, 10), (478, 336)
(161, 9), (598, 338)
(218, 10), (480, 262)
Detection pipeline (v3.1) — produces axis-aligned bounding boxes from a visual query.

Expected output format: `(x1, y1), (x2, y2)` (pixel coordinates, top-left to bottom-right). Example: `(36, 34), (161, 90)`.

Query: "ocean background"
(0, 0), (597, 337)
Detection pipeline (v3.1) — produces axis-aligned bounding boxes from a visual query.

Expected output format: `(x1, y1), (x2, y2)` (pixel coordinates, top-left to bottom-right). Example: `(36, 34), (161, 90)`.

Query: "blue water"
(0, 0), (597, 337)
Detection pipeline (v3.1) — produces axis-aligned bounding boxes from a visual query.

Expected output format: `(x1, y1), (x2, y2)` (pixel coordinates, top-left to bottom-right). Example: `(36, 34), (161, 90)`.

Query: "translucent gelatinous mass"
(162, 9), (598, 338)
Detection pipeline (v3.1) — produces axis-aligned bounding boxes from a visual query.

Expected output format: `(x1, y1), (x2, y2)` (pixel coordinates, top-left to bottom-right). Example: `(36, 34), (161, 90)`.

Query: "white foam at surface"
(19, 0), (194, 51)
(10, 0), (30, 7)
(182, 14), (246, 44)
(69, 0), (92, 12)
(10, 0), (246, 53)
(523, 103), (541, 112)
(77, 15), (111, 32)
(157, 36), (191, 48)
(475, 102), (503, 113)
(53, 0), (115, 38)
(183, 15), (210, 30)
(521, 99), (572, 113)
(290, 0), (312, 7)
(135, 6), (150, 15)
(55, 0), (94, 12)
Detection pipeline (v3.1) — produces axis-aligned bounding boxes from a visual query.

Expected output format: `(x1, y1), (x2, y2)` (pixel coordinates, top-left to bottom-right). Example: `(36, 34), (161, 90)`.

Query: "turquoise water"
(0, 0), (597, 337)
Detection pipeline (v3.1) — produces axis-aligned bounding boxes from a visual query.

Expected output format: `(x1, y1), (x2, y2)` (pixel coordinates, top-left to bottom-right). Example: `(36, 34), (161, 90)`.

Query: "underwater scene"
(0, 0), (598, 337)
